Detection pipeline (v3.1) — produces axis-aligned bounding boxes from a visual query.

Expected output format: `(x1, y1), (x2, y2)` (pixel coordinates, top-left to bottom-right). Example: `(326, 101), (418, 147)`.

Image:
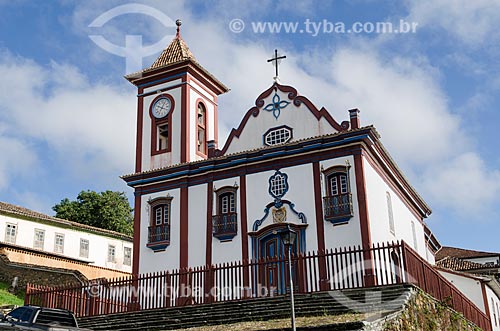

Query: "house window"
(54, 233), (64, 254)
(4, 223), (17, 244)
(322, 165), (353, 224)
(213, 187), (238, 241)
(124, 247), (132, 266)
(386, 192), (395, 235)
(107, 245), (116, 263)
(197, 102), (207, 155)
(263, 125), (293, 146)
(80, 239), (89, 258)
(34, 229), (45, 250)
(411, 221), (418, 250)
(147, 196), (173, 251)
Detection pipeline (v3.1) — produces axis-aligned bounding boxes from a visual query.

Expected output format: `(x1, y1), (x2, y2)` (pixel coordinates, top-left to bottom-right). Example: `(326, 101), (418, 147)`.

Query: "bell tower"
(125, 20), (229, 173)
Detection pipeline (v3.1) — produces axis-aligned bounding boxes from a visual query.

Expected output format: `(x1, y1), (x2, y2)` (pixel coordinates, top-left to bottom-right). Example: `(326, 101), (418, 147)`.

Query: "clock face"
(152, 97), (171, 118)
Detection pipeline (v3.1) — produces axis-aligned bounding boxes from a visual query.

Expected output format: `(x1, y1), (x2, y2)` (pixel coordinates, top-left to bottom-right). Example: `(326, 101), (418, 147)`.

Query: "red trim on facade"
(354, 152), (375, 287)
(205, 182), (213, 267)
(179, 186), (189, 269)
(218, 83), (350, 155)
(150, 94), (175, 156)
(481, 282), (492, 320)
(135, 88), (144, 173)
(240, 175), (249, 263)
(312, 162), (326, 252)
(180, 76), (189, 163)
(132, 194), (141, 275)
(312, 162), (328, 291)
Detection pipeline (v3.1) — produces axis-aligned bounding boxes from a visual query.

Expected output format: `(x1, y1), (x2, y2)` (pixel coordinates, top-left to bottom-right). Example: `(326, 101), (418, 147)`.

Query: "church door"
(259, 232), (298, 295)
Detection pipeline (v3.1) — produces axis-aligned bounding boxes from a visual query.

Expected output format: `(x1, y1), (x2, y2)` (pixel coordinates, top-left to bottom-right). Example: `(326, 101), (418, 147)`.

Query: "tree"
(53, 190), (133, 236)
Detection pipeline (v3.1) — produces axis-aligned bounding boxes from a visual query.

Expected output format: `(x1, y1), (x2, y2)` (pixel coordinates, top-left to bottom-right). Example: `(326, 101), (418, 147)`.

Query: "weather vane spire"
(267, 49), (286, 81)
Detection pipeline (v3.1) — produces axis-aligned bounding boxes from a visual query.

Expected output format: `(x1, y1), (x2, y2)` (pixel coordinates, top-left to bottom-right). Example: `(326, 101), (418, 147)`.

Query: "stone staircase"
(78, 284), (414, 331)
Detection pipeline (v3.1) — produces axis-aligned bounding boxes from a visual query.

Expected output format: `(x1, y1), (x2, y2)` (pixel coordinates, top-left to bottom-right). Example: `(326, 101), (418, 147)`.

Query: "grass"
(0, 281), (24, 307)
(175, 313), (371, 331)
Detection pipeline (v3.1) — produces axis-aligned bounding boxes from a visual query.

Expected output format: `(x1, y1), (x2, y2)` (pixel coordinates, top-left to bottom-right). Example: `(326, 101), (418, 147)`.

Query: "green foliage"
(53, 190), (133, 236)
(0, 281), (24, 306)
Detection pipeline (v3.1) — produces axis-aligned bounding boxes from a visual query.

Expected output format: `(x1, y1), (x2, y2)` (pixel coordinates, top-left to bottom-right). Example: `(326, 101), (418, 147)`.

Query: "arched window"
(322, 165), (353, 224)
(147, 196), (173, 251)
(213, 186), (238, 241)
(197, 102), (207, 155)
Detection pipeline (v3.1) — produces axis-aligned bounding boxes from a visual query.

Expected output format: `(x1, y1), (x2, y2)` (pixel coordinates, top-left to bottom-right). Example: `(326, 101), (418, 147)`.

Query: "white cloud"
(0, 135), (37, 190)
(0, 51), (135, 189)
(407, 0), (500, 46)
(422, 152), (500, 215)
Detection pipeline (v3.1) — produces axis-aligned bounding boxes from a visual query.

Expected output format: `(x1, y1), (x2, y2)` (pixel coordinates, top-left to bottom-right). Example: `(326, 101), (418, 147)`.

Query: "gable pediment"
(219, 83), (350, 156)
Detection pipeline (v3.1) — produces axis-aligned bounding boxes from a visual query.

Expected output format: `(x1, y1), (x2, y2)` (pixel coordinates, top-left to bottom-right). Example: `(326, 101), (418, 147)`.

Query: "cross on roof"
(267, 49), (286, 78)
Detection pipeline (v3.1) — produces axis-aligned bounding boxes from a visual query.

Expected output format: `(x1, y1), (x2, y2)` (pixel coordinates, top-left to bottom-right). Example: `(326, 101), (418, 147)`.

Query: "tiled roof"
(0, 201), (132, 241)
(149, 36), (195, 70)
(436, 256), (486, 271)
(436, 246), (499, 260)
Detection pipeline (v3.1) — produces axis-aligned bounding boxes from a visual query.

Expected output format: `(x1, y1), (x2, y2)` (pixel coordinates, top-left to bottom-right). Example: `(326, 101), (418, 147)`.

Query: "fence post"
(24, 283), (31, 305)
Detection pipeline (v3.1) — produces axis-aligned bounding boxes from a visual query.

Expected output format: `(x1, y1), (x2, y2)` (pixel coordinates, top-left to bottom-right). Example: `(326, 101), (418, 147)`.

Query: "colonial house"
(121, 22), (439, 277)
(0, 201), (133, 280)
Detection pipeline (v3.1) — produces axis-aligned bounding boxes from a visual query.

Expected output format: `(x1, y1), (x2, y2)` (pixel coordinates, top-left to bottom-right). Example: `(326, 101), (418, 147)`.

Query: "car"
(0, 306), (92, 331)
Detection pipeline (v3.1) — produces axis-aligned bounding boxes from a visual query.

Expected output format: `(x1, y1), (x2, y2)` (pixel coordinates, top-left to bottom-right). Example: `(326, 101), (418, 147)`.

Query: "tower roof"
(149, 34), (196, 70)
(125, 20), (228, 94)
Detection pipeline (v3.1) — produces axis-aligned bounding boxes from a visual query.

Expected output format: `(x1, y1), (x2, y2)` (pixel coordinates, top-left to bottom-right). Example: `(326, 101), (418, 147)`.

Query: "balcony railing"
(212, 212), (238, 241)
(323, 193), (353, 224)
(147, 225), (170, 251)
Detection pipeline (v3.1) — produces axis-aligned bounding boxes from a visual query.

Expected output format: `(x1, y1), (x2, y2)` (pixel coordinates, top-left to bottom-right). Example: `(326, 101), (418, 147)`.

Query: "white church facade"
(121, 23), (439, 278)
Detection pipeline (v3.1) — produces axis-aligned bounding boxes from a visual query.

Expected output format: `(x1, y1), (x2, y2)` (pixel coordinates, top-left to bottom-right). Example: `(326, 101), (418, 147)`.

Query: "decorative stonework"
(272, 207), (287, 223)
(264, 93), (290, 119)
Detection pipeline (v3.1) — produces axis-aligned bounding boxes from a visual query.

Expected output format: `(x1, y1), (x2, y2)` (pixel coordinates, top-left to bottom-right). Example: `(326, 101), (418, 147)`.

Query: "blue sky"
(0, 1), (498, 252)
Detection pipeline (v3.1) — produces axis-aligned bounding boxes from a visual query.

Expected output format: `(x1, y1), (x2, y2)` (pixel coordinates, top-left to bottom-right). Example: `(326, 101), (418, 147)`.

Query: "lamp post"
(279, 224), (297, 331)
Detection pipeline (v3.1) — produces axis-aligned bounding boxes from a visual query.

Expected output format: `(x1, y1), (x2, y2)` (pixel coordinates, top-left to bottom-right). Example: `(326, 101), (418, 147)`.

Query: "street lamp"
(279, 224), (297, 331)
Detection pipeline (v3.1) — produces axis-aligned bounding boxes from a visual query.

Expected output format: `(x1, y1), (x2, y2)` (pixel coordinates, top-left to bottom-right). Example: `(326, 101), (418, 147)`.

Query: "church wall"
(187, 184), (208, 267)
(278, 164), (318, 252)
(319, 155), (363, 250)
(138, 189), (180, 274)
(363, 158), (427, 260)
(141, 80), (183, 170)
(224, 91), (339, 155)
(212, 177), (242, 265)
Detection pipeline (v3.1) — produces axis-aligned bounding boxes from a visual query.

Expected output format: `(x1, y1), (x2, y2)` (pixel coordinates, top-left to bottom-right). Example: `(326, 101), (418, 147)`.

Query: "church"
(25, 21), (500, 331)
(121, 21), (438, 277)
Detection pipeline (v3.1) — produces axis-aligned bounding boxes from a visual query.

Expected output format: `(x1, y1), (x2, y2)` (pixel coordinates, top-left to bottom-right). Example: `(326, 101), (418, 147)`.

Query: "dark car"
(0, 306), (91, 331)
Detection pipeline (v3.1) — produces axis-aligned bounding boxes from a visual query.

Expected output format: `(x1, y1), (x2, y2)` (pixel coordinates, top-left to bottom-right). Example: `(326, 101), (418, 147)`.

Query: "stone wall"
(383, 289), (483, 331)
(2, 247), (130, 280)
(0, 251), (84, 296)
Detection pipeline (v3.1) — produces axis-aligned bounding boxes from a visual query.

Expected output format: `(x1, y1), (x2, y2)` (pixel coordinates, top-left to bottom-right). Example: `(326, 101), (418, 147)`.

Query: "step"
(78, 285), (414, 331)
